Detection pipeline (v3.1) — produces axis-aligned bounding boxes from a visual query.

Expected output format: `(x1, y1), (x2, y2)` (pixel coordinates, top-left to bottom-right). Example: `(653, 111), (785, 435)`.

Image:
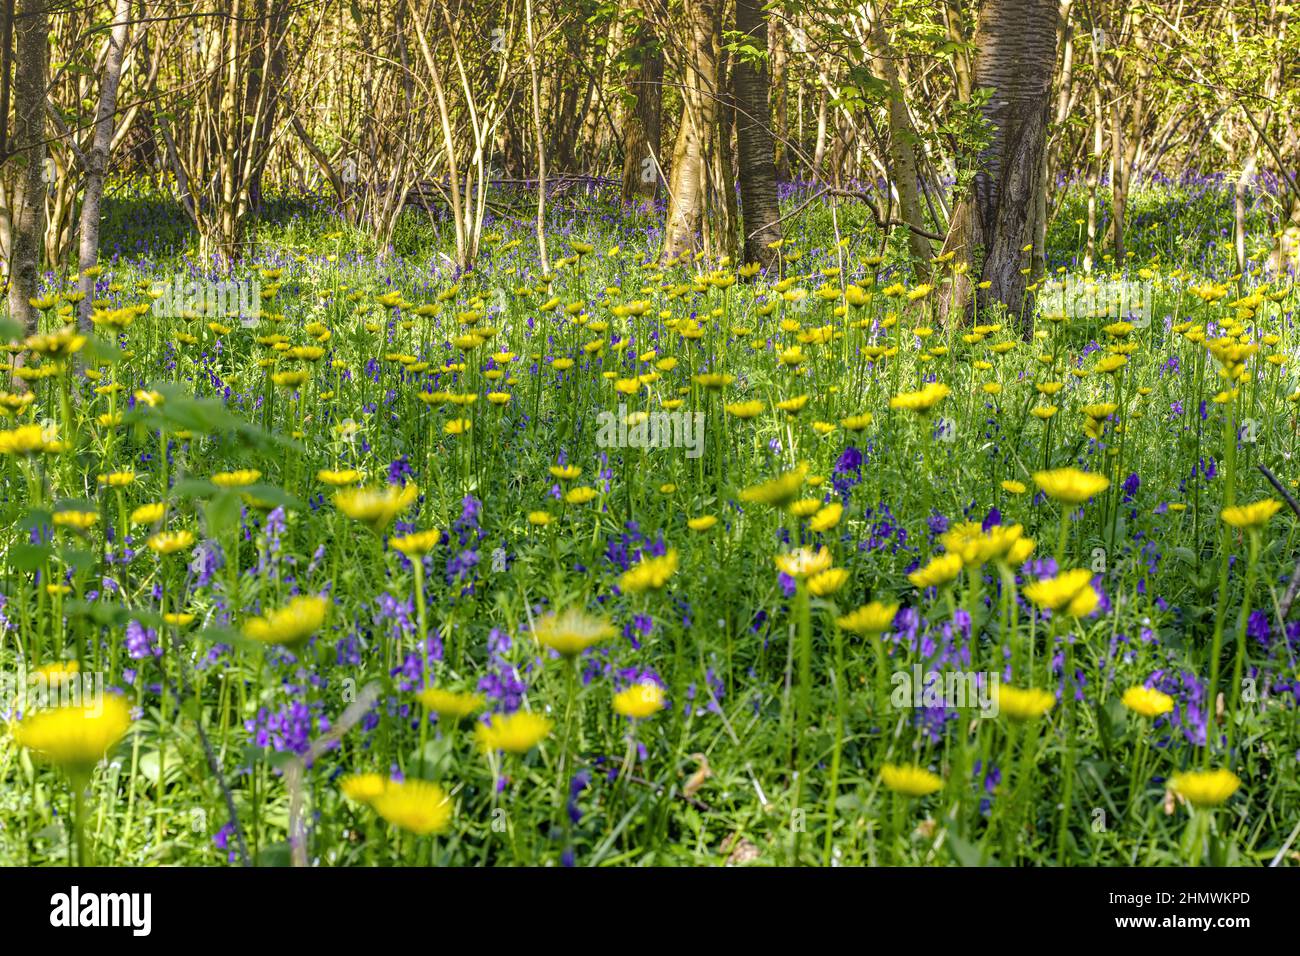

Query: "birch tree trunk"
(662, 0), (719, 262)
(77, 0), (132, 330)
(869, 12), (932, 278)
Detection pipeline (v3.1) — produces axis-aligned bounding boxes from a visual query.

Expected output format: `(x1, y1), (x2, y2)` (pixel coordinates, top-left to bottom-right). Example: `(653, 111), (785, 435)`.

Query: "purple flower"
(125, 619), (162, 660)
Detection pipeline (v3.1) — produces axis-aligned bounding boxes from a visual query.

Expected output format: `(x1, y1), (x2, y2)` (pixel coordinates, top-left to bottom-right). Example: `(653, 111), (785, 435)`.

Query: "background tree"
(939, 0), (1060, 330)
(5, 0), (47, 336)
(733, 0), (781, 270)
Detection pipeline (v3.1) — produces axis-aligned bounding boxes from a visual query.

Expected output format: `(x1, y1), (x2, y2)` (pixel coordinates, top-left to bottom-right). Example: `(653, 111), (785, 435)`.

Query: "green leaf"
(256, 842), (292, 867)
(56, 547), (96, 573)
(242, 482), (306, 511)
(171, 478), (218, 499)
(945, 831), (995, 866)
(206, 489), (244, 538)
(9, 543), (51, 571)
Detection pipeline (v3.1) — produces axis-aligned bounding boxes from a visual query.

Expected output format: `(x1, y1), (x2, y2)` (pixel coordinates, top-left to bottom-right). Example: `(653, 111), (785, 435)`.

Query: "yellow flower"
(889, 382), (950, 413)
(835, 601), (899, 635)
(739, 465), (807, 508)
(808, 502), (843, 532)
(774, 546), (833, 578)
(996, 685), (1056, 720)
(907, 553), (963, 589)
(527, 511), (552, 527)
(806, 567), (849, 596)
(0, 423), (57, 455)
(789, 498), (821, 518)
(339, 773), (387, 804)
(880, 763), (943, 797)
(34, 661), (80, 687)
(1064, 584), (1099, 617)
(725, 400), (765, 419)
(318, 468), (365, 486)
(565, 486), (598, 505)
(1168, 768), (1241, 808)
(776, 394), (809, 415)
(939, 522), (1024, 568)
(390, 529), (442, 557)
(1033, 467), (1110, 504)
(52, 509), (98, 531)
(1220, 498), (1281, 530)
(1121, 685), (1175, 718)
(1004, 537), (1036, 565)
(212, 469), (262, 488)
(147, 530), (194, 555)
(14, 695), (132, 777)
(619, 549), (679, 593)
(334, 483), (419, 532)
(1081, 403), (1118, 420)
(415, 687), (485, 720)
(444, 417), (472, 436)
(1001, 480), (1026, 495)
(243, 594), (330, 646)
(271, 369), (308, 388)
(533, 608), (616, 658)
(1022, 568), (1094, 612)
(130, 502), (166, 525)
(98, 471), (135, 487)
(475, 711), (553, 754)
(613, 682), (667, 719)
(549, 464), (582, 481)
(371, 779), (453, 836)
(687, 515), (717, 532)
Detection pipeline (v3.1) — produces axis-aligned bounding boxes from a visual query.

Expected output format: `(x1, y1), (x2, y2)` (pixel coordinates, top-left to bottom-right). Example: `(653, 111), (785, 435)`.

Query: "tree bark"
(77, 0), (131, 330)
(662, 0), (720, 262)
(939, 0), (1059, 331)
(7, 0), (47, 337)
(1234, 149), (1258, 274)
(619, 9), (664, 208)
(869, 12), (932, 278)
(1270, 195), (1300, 277)
(733, 0), (780, 270)
(524, 0), (549, 273)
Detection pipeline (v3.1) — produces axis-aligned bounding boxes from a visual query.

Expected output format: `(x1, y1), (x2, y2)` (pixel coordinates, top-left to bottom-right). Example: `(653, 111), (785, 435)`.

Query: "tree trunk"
(771, 21), (789, 178)
(1234, 150), (1258, 274)
(619, 10), (664, 208)
(733, 0), (780, 270)
(7, 0), (47, 338)
(1269, 195), (1300, 278)
(662, 0), (720, 262)
(940, 0), (1060, 331)
(77, 0), (131, 330)
(1084, 46), (1103, 273)
(869, 14), (932, 278)
(1107, 92), (1125, 261)
(811, 89), (828, 172)
(524, 0), (549, 273)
